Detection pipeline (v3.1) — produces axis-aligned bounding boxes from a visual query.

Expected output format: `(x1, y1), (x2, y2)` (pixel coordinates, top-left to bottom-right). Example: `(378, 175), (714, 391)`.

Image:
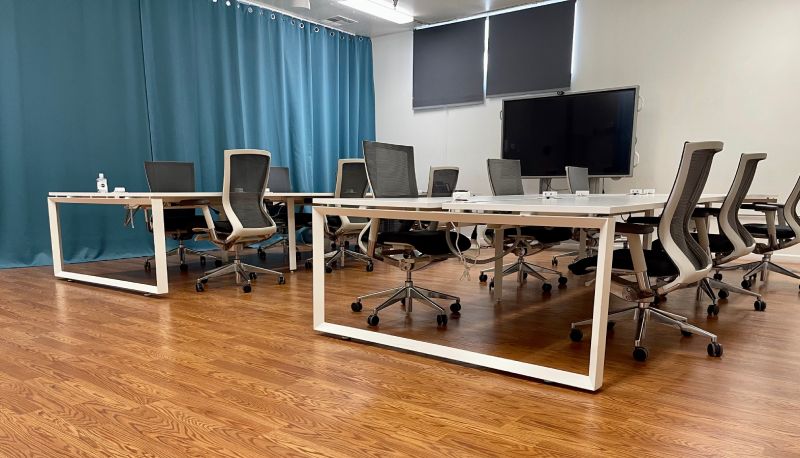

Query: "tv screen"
(501, 87), (638, 178)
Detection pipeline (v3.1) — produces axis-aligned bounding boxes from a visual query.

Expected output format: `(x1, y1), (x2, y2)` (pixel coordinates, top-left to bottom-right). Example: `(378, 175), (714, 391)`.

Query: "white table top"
(314, 193), (777, 216)
(49, 191), (333, 199)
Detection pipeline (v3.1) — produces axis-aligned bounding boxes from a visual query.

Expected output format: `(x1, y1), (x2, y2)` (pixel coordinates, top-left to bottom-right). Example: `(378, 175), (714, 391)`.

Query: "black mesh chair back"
(224, 150), (274, 231)
(428, 167), (459, 197)
(144, 161), (196, 226)
(720, 153), (766, 251)
(337, 160), (369, 199)
(363, 141), (418, 198)
(487, 159), (524, 196)
(783, 177), (800, 237)
(565, 166), (590, 193)
(658, 142), (723, 278)
(268, 167), (292, 193)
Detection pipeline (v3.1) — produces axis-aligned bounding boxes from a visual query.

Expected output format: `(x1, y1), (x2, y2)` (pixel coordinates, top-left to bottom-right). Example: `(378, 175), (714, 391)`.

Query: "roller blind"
(487, 0), (575, 97)
(413, 18), (485, 109)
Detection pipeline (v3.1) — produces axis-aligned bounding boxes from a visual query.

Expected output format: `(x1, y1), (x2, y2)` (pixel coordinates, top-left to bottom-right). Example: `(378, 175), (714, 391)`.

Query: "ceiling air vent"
(325, 15), (358, 25)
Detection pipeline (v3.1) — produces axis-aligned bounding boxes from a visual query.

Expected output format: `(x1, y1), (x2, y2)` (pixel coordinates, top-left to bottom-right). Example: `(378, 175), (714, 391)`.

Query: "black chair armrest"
(177, 199), (210, 206)
(626, 216), (661, 225)
(615, 223), (654, 235)
(692, 207), (720, 217)
(741, 203), (780, 212)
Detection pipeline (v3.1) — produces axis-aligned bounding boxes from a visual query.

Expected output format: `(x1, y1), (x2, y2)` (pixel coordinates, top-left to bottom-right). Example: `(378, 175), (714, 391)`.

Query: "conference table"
(47, 191), (331, 295)
(310, 192), (775, 391)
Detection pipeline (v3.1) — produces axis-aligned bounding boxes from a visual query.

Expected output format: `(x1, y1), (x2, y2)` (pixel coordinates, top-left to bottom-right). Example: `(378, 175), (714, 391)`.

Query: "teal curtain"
(0, 0), (376, 268)
(139, 0), (375, 192)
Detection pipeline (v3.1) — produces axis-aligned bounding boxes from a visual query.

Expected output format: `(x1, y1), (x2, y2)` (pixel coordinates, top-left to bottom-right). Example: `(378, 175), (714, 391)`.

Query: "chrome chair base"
(324, 244), (373, 270)
(353, 271), (460, 327)
(145, 240), (217, 271)
(480, 255), (566, 290)
(196, 252), (284, 293)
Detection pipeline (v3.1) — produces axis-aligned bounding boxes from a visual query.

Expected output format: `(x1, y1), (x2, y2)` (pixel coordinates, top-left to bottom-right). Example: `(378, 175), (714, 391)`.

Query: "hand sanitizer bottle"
(96, 173), (108, 193)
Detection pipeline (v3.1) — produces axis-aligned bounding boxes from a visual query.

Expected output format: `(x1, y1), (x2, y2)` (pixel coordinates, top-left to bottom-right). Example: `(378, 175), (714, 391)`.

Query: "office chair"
(255, 166), (305, 260)
(194, 150), (285, 293)
(422, 166), (459, 230)
(350, 141), (471, 327)
(552, 166), (594, 266)
(318, 159), (374, 273)
(568, 141), (725, 361)
(143, 161), (219, 272)
(737, 176), (800, 288)
(478, 159), (570, 292)
(687, 153), (767, 312)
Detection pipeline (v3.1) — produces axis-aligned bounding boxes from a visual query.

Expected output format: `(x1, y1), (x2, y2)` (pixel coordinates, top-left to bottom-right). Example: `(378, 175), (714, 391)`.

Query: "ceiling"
(245, 0), (543, 37)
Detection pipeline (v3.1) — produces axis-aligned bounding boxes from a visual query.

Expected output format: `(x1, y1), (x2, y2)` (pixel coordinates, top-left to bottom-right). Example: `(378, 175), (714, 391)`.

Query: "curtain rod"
(235, 0), (358, 36)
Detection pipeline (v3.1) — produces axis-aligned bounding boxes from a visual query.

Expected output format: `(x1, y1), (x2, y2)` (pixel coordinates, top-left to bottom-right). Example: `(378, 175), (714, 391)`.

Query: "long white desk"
(311, 193), (775, 391)
(48, 191), (332, 294)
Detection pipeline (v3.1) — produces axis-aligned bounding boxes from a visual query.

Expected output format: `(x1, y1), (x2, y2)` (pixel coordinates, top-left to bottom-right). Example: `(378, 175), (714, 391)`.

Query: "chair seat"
(652, 233), (734, 254)
(487, 226), (572, 245)
(165, 215), (209, 239)
(744, 223), (795, 239)
(568, 249), (679, 277)
(378, 230), (471, 256)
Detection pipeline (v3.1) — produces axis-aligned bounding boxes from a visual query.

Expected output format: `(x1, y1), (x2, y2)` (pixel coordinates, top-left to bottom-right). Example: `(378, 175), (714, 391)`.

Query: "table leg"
(48, 198), (64, 275)
(494, 230), (504, 301)
(312, 206), (325, 328)
(150, 199), (169, 295)
(287, 197), (297, 271)
(587, 217), (615, 390)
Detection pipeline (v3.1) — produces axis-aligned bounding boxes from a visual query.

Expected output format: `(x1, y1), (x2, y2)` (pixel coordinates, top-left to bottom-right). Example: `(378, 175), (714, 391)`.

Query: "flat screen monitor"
(501, 86), (638, 178)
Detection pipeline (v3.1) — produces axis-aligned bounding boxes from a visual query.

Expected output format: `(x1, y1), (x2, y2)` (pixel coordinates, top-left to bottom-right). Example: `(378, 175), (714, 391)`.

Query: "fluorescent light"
(339, 0), (414, 24)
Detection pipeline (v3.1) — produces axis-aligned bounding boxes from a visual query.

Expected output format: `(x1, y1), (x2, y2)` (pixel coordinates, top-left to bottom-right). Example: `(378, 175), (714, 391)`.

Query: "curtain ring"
(247, 6), (253, 13)
(270, 13), (276, 19)
(299, 23), (305, 29)
(314, 26), (319, 32)
(329, 31), (335, 36)
(290, 19), (295, 25)
(225, 0), (231, 6)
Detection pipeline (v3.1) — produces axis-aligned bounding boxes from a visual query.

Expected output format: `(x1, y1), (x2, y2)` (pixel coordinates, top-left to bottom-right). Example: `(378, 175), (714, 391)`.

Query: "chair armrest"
(615, 223), (654, 235)
(626, 216), (661, 225)
(177, 199), (210, 206)
(693, 207), (720, 217)
(741, 203), (780, 212)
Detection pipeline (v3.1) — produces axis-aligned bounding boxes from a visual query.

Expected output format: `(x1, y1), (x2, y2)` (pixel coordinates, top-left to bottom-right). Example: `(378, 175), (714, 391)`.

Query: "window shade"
(413, 18), (485, 109)
(487, 0), (575, 97)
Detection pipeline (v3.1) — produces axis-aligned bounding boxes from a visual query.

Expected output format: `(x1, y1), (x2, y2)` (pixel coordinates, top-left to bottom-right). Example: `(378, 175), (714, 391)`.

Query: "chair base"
(731, 253), (800, 286)
(481, 255), (566, 289)
(196, 253), (284, 293)
(570, 300), (720, 361)
(353, 271), (460, 327)
(145, 241), (218, 271)
(324, 244), (373, 271)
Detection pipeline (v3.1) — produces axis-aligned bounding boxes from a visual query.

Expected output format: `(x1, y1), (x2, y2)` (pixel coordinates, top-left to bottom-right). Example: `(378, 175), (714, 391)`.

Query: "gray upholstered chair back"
(428, 167), (459, 197)
(336, 160), (369, 199)
(267, 167), (292, 193)
(658, 141), (723, 283)
(781, 176), (800, 241)
(487, 159), (524, 196)
(363, 141), (418, 198)
(144, 161), (195, 192)
(565, 166), (590, 193)
(225, 151), (274, 230)
(719, 153), (766, 252)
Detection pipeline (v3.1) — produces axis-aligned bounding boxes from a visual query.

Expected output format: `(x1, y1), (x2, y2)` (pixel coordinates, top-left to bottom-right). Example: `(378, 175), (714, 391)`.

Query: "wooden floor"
(1, 248), (800, 457)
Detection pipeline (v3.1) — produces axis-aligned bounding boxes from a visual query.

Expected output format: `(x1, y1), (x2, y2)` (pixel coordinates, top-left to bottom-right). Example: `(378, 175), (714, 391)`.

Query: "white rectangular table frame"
(311, 205), (616, 391)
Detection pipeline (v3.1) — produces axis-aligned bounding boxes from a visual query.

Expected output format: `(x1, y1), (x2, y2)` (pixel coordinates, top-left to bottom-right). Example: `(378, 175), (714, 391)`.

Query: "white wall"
(373, 0), (800, 199)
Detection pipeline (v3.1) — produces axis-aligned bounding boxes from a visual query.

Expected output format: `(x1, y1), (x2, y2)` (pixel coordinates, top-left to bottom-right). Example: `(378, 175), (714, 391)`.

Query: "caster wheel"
(201, 278), (208, 284)
(717, 289), (729, 300)
(633, 346), (649, 362)
(542, 283), (553, 293)
(707, 342), (723, 357)
(607, 321), (616, 332)
(489, 280), (495, 290)
(144, 261), (151, 272)
(200, 256), (207, 266)
(296, 252), (302, 261)
(179, 263), (189, 272)
(365, 263), (374, 272)
(367, 315), (380, 326)
(450, 302), (461, 313)
(522, 272), (528, 280)
(753, 300), (766, 311)
(351, 302), (363, 312)
(242, 284), (252, 293)
(344, 240), (350, 248)
(707, 304), (720, 316)
(331, 242), (337, 251)
(215, 260), (223, 268)
(741, 279), (751, 289)
(569, 328), (583, 342)
(305, 260), (313, 269)
(258, 249), (266, 260)
(713, 272), (723, 281)
(558, 276), (568, 286)
(325, 266), (333, 274)
(277, 276), (286, 285)
(195, 283), (204, 292)
(248, 272), (257, 280)
(681, 329), (692, 337)
(478, 273), (488, 283)
(436, 314), (448, 327)
(400, 298), (406, 306)
(552, 258), (558, 266)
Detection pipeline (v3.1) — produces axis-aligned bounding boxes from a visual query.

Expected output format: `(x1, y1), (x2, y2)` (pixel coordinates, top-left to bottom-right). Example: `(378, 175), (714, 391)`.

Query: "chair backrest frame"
(718, 153), (766, 262)
(427, 167), (459, 198)
(565, 166), (590, 194)
(780, 176), (800, 248)
(332, 159), (369, 228)
(487, 159), (524, 196)
(362, 141), (419, 199)
(222, 149), (276, 242)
